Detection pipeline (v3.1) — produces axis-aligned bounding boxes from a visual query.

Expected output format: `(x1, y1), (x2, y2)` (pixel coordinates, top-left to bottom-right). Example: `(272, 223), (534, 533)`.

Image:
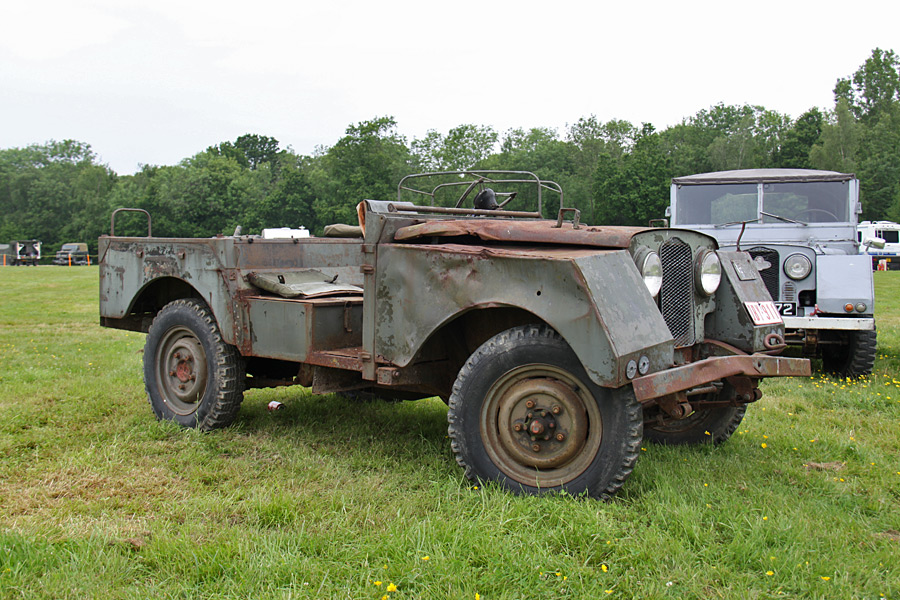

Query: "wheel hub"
(156, 328), (208, 415)
(481, 365), (603, 487)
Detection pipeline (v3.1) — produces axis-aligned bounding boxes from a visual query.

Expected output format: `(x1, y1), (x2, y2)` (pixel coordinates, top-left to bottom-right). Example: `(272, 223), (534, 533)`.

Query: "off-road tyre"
(144, 298), (245, 430)
(447, 324), (642, 498)
(822, 328), (877, 378)
(643, 404), (746, 446)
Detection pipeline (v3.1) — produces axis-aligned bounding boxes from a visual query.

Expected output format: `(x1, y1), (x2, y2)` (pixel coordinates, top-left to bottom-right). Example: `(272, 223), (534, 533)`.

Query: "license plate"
(744, 301), (783, 325)
(774, 301), (797, 317)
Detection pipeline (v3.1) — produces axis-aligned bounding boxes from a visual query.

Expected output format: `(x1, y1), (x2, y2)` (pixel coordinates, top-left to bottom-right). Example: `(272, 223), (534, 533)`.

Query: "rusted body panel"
(395, 219), (652, 247)
(99, 235), (364, 359)
(374, 243), (673, 388)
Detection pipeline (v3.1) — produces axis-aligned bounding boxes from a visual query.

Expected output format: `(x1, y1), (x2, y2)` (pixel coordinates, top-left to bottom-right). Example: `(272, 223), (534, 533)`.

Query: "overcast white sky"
(1, 0), (898, 174)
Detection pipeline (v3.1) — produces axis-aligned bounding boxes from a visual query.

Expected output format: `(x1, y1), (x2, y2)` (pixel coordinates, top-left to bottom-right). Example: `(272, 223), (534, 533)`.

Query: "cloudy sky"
(1, 0), (897, 174)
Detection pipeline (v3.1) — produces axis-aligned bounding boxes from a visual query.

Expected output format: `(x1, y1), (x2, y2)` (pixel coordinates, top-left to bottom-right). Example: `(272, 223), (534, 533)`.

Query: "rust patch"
(632, 354), (811, 402)
(394, 220), (651, 248)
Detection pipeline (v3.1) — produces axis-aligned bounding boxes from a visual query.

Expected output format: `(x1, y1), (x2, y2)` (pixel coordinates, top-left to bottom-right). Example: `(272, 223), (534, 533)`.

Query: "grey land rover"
(669, 169), (876, 377)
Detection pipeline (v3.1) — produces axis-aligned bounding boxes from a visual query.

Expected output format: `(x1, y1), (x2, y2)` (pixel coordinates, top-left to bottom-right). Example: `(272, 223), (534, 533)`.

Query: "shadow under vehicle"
(669, 169), (876, 378)
(98, 171), (809, 498)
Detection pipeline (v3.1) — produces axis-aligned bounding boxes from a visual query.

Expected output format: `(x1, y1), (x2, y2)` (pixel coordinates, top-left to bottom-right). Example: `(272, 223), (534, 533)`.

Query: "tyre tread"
(144, 298), (244, 430)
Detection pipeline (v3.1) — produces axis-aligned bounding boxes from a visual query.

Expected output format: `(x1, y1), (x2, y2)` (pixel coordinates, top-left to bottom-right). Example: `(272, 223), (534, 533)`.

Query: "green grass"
(1, 266), (898, 599)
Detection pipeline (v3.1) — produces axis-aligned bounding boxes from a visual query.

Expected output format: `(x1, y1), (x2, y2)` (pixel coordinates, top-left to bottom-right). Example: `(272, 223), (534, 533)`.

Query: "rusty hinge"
(361, 264), (375, 274)
(359, 351), (372, 362)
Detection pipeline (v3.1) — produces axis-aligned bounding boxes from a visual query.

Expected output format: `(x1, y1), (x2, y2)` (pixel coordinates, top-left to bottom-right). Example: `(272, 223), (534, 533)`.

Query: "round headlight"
(639, 251), (662, 298)
(783, 253), (812, 280)
(696, 250), (721, 296)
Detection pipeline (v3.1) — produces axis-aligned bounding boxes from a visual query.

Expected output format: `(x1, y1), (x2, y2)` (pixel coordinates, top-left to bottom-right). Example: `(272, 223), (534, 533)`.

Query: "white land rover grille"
(659, 238), (696, 347)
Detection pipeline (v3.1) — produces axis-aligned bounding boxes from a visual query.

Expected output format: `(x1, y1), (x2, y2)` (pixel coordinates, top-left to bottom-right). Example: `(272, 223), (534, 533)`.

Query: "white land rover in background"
(668, 169), (876, 377)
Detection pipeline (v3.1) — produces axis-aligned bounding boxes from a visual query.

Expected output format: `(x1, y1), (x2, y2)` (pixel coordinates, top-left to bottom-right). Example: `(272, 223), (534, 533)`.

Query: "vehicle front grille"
(782, 281), (795, 302)
(659, 238), (695, 347)
(748, 247), (780, 300)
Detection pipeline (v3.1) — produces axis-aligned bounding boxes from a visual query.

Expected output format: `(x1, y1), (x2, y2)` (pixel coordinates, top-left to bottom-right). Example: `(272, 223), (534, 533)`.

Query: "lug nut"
(556, 433), (565, 442)
(190, 374), (196, 381)
(532, 444), (541, 452)
(178, 384), (186, 390)
(169, 370), (176, 377)
(552, 405), (561, 414)
(525, 400), (535, 408)
(514, 423), (523, 432)
(174, 352), (181, 360)
(541, 410), (548, 417)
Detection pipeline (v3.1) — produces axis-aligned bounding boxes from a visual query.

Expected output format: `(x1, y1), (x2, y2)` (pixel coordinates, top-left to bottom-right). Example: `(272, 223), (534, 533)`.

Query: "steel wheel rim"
(480, 364), (602, 488)
(155, 325), (208, 416)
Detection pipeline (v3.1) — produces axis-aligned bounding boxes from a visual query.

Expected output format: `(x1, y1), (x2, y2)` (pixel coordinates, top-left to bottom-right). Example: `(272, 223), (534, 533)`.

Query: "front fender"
(373, 244), (674, 387)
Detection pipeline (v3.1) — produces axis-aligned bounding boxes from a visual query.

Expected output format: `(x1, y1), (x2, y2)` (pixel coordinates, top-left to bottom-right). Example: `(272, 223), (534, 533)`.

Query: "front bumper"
(782, 316), (875, 331)
(631, 354), (810, 402)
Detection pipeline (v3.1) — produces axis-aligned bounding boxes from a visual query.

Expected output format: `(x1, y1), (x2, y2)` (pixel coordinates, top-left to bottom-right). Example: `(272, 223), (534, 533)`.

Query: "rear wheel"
(822, 328), (877, 378)
(144, 299), (245, 430)
(447, 324), (642, 498)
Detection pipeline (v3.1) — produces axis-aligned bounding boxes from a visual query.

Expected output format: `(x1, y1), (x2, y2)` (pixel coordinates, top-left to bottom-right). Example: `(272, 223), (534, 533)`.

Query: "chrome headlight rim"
(696, 249), (721, 296)
(634, 247), (662, 298)
(783, 253), (812, 281)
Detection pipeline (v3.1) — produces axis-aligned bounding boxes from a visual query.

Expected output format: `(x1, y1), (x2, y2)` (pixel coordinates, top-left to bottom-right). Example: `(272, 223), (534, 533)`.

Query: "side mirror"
(665, 206), (672, 218)
(862, 236), (886, 250)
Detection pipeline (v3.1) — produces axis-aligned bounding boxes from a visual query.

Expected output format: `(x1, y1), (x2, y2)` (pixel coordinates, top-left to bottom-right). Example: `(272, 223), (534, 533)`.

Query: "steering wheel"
(454, 180), (517, 210)
(794, 208), (839, 223)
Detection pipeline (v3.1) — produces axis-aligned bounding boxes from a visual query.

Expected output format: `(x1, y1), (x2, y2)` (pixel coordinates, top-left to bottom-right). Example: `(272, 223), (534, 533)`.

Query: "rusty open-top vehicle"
(99, 171), (809, 497)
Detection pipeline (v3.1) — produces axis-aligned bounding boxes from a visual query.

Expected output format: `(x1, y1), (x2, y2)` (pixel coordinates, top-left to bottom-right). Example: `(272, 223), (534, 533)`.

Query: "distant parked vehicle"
(52, 242), (90, 266)
(668, 169), (876, 377)
(1, 240), (41, 266)
(858, 221), (900, 270)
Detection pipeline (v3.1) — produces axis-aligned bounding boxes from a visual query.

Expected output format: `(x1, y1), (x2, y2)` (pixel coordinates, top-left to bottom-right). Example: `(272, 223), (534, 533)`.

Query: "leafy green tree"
(809, 99), (859, 173)
(835, 48), (900, 122)
(593, 124), (673, 226)
(412, 124), (498, 172)
(0, 140), (116, 251)
(772, 108), (823, 169)
(859, 108), (900, 220)
(311, 117), (413, 228)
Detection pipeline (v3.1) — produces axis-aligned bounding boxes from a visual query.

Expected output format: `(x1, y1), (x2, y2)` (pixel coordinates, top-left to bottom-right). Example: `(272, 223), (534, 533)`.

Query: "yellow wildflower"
(387, 583), (397, 592)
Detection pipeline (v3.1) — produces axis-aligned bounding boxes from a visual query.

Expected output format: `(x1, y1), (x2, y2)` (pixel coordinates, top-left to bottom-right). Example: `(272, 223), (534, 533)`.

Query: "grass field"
(0, 266), (898, 599)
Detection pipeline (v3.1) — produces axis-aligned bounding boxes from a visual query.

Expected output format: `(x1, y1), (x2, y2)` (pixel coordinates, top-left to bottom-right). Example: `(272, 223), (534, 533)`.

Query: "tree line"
(1, 48), (899, 254)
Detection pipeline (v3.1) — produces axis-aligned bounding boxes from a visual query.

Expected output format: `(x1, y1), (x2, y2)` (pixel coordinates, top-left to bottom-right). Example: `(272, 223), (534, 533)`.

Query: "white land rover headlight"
(637, 250), (662, 298)
(696, 250), (721, 296)
(783, 253), (812, 280)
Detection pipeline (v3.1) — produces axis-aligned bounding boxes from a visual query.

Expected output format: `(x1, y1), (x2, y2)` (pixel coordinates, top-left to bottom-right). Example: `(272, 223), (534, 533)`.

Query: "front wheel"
(643, 404), (746, 445)
(144, 298), (245, 430)
(447, 324), (642, 498)
(822, 328), (876, 378)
